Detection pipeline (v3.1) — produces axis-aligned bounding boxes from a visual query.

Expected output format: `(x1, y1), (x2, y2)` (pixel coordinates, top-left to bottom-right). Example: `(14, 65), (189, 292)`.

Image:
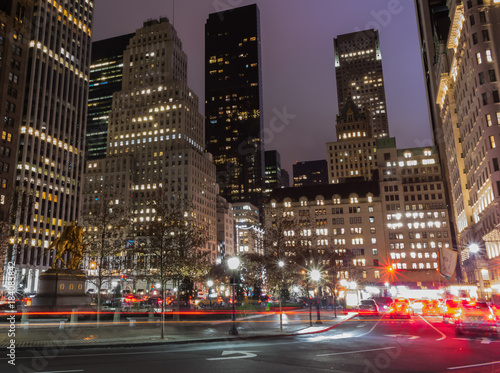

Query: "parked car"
(455, 301), (499, 338)
(358, 299), (379, 316)
(196, 297), (225, 309)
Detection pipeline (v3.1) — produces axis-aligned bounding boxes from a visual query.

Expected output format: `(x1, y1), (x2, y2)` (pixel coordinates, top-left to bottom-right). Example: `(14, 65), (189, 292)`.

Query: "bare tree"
(82, 188), (130, 325)
(134, 190), (211, 339)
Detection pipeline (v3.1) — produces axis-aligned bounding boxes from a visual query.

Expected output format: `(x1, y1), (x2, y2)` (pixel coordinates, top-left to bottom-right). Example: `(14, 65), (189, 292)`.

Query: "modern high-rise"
(264, 150), (282, 196)
(415, 0), (500, 295)
(293, 160), (328, 187)
(87, 34), (134, 160)
(205, 4), (264, 206)
(326, 98), (378, 184)
(0, 0), (32, 289)
(5, 0), (93, 291)
(82, 19), (218, 278)
(334, 29), (389, 138)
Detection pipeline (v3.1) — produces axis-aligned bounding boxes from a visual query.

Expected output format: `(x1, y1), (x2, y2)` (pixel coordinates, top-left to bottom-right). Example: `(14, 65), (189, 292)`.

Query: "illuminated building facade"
(293, 160), (328, 187)
(0, 0), (32, 288)
(334, 29), (389, 138)
(415, 0), (500, 292)
(205, 4), (264, 206)
(233, 202), (263, 255)
(6, 0), (93, 292)
(87, 33), (134, 160)
(266, 182), (389, 284)
(216, 193), (235, 260)
(377, 138), (452, 283)
(327, 98), (377, 183)
(83, 19), (218, 267)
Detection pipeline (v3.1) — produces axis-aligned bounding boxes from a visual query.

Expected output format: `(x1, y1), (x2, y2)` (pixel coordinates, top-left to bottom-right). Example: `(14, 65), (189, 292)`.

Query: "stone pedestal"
(31, 269), (93, 312)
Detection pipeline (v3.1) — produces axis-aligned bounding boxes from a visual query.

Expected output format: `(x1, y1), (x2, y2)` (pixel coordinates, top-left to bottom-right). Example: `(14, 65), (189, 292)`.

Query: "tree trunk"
(174, 278), (180, 321)
(97, 285), (101, 327)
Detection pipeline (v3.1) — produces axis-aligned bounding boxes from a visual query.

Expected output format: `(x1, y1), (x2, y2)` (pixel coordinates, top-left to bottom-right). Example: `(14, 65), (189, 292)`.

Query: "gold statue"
(46, 221), (85, 270)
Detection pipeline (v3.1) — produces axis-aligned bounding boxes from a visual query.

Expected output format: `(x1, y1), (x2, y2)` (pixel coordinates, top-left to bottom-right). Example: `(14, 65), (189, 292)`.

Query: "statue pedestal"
(31, 269), (93, 312)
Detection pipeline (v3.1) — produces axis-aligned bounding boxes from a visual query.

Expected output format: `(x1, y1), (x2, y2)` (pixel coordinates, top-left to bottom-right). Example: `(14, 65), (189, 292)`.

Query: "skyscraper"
(334, 29), (389, 138)
(264, 150), (281, 196)
(5, 0), (93, 291)
(0, 0), (32, 289)
(83, 18), (218, 271)
(326, 98), (377, 184)
(415, 0), (500, 294)
(205, 4), (264, 207)
(87, 34), (134, 160)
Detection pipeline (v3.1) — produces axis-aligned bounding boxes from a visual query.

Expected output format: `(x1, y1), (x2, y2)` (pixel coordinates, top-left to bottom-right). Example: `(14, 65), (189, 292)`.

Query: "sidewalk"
(0, 310), (356, 350)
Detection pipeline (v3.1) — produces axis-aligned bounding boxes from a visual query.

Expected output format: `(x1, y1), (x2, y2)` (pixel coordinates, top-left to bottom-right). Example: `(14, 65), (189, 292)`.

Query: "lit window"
(476, 52), (482, 64)
(490, 135), (496, 149)
(486, 49), (493, 62)
(486, 114), (492, 127)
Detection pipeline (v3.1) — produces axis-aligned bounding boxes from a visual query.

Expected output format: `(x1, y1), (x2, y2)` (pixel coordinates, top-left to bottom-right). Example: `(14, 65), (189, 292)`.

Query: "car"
(411, 299), (425, 314)
(388, 301), (412, 319)
(371, 296), (393, 312)
(422, 300), (441, 316)
(455, 301), (499, 338)
(196, 297), (225, 309)
(442, 299), (460, 324)
(358, 299), (379, 316)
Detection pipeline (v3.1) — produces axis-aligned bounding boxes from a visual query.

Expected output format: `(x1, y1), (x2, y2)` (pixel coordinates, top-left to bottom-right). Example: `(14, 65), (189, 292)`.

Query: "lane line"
(355, 314), (386, 338)
(418, 315), (447, 341)
(448, 360), (500, 370)
(318, 347), (395, 357)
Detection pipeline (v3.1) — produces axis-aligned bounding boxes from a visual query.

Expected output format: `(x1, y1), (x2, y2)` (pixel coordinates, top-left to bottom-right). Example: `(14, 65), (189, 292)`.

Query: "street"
(2, 313), (499, 373)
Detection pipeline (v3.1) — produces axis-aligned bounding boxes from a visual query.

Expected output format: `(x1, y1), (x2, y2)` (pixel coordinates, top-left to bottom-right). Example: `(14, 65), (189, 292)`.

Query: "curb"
(6, 313), (358, 351)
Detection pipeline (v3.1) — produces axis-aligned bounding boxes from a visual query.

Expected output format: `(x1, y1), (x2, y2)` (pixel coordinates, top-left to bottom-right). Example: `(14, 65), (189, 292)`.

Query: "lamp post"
(278, 260), (284, 332)
(228, 256), (240, 335)
(310, 269), (322, 324)
(207, 280), (213, 308)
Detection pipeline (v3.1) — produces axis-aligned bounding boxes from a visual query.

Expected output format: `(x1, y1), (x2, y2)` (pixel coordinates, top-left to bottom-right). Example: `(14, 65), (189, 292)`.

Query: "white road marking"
(384, 334), (420, 339)
(207, 350), (257, 360)
(418, 314), (447, 341)
(317, 347), (396, 357)
(448, 360), (500, 370)
(481, 338), (491, 344)
(355, 314), (386, 338)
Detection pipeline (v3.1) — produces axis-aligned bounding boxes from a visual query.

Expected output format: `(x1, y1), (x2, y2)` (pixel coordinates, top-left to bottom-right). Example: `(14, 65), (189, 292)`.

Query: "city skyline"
(93, 0), (432, 177)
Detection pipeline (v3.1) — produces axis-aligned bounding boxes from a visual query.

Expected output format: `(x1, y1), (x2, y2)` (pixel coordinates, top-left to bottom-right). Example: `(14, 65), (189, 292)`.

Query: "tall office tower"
(334, 29), (389, 138)
(281, 169), (290, 188)
(205, 4), (264, 207)
(293, 160), (328, 187)
(326, 99), (377, 184)
(0, 0), (32, 289)
(83, 19), (218, 278)
(87, 34), (134, 160)
(415, 0), (500, 294)
(5, 0), (93, 292)
(264, 150), (281, 196)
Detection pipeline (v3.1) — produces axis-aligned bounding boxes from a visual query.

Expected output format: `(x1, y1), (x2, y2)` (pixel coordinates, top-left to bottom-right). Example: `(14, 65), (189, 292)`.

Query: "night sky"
(93, 0), (432, 178)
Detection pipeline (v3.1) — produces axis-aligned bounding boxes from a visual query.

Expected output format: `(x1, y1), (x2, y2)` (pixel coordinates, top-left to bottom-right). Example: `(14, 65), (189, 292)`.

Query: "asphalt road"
(2, 314), (500, 373)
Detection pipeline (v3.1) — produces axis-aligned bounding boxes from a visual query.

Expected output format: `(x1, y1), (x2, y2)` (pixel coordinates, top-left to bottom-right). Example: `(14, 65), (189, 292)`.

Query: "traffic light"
(120, 274), (128, 281)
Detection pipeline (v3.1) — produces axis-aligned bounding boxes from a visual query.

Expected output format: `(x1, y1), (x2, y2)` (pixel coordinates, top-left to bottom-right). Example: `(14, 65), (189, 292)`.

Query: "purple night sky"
(93, 0), (432, 178)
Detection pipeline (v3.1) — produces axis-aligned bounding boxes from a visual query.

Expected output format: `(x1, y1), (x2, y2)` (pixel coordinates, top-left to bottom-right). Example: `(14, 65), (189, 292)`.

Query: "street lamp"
(228, 256), (240, 335)
(310, 269), (322, 324)
(468, 243), (486, 300)
(278, 260), (285, 332)
(207, 280), (213, 308)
